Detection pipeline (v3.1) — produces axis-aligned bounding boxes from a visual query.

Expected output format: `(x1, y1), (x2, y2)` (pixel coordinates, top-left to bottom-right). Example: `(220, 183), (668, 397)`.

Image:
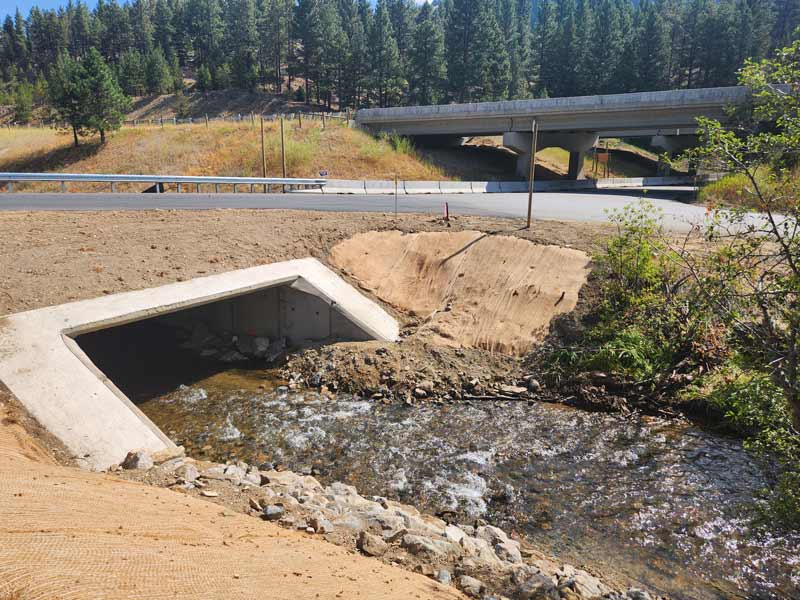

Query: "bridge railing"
(0, 172), (327, 193)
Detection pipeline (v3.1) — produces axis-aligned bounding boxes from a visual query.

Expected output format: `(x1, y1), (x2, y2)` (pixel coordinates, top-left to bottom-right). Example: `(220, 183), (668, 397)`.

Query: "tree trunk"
(100, 128), (105, 144)
(72, 125), (79, 147)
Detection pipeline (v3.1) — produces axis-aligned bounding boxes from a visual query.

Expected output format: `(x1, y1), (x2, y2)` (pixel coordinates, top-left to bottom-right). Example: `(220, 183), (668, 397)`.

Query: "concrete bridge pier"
(503, 131), (599, 180)
(650, 134), (699, 175)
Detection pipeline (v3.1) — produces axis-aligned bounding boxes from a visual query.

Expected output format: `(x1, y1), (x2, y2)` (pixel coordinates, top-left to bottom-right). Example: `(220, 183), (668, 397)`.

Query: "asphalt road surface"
(0, 191), (713, 231)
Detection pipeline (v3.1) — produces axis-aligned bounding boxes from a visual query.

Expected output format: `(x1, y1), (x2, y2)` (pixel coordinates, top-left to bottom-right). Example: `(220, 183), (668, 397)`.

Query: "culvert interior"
(75, 281), (372, 402)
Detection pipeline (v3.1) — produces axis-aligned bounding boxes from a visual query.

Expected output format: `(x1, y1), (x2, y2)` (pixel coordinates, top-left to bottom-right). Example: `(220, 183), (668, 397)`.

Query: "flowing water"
(139, 370), (800, 599)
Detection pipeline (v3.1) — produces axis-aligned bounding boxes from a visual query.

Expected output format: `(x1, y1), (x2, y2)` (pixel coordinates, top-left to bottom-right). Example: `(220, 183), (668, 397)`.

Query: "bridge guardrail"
(0, 172), (327, 193)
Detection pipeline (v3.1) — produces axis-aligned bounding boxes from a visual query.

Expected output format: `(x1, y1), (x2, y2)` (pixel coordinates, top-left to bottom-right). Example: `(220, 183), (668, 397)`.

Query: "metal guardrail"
(0, 172), (327, 193)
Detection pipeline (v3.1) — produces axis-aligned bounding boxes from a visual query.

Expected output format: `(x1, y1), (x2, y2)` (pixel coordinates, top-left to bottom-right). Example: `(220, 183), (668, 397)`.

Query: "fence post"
(260, 116), (268, 192)
(280, 117), (287, 192)
(60, 181), (66, 193)
(205, 114), (209, 128)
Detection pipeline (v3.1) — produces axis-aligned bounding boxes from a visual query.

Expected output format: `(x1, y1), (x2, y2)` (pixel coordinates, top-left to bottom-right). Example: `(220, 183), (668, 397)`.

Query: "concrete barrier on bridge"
(403, 181), (441, 194)
(439, 182), (473, 194)
(364, 180), (399, 195)
(323, 179), (367, 194)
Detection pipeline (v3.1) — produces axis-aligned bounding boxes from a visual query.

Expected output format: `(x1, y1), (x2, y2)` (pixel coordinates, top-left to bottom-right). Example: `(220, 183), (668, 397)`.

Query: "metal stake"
(526, 119), (539, 229)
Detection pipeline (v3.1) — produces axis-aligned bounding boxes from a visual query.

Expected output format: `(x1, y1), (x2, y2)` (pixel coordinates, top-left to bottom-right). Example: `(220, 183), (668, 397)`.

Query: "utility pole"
(526, 119), (539, 230)
(260, 116), (268, 193)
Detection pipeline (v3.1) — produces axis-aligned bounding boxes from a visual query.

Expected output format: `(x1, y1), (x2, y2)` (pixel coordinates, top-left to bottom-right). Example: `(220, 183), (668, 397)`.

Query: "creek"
(138, 369), (799, 600)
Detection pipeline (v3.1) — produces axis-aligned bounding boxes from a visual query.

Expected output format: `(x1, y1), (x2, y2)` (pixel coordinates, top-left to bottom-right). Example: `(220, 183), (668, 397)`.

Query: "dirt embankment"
(330, 230), (590, 355)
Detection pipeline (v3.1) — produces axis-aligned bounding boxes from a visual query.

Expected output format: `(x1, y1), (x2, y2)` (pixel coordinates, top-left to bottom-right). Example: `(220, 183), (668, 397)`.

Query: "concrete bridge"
(355, 86), (749, 179)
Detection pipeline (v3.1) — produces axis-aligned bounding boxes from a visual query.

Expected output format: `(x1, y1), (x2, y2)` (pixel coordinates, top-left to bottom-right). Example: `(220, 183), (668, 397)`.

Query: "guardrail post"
(197, 183), (201, 193)
(250, 184), (254, 193)
(233, 184), (238, 193)
(7, 182), (12, 193)
(215, 183), (220, 193)
(111, 182), (116, 192)
(60, 181), (66, 193)
(177, 183), (181, 193)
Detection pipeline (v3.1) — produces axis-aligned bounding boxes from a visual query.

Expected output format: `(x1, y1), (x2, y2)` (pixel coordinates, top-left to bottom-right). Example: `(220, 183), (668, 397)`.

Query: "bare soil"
(329, 230), (590, 355)
(0, 210), (610, 316)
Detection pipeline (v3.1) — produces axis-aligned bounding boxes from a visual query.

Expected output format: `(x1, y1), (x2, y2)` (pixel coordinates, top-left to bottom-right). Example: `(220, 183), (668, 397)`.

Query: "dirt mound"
(329, 230), (590, 355)
(0, 396), (461, 600)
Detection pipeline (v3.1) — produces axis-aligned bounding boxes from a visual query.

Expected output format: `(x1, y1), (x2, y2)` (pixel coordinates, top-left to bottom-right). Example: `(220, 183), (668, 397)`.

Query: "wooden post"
(205, 114), (209, 128)
(280, 117), (287, 192)
(526, 119), (538, 230)
(260, 116), (268, 193)
(322, 112), (326, 130)
(298, 112), (302, 129)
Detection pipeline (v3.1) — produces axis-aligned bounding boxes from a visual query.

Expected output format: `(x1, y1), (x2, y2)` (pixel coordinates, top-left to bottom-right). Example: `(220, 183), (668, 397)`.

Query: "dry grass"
(0, 121), (448, 192)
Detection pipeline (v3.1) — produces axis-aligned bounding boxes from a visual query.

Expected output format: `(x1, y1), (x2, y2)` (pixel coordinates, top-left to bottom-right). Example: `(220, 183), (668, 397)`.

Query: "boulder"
(309, 513), (334, 534)
(357, 531), (389, 557)
(495, 539), (523, 563)
(175, 463), (199, 483)
(515, 573), (560, 600)
(121, 449), (153, 470)
(262, 505), (285, 521)
(401, 534), (459, 559)
(435, 569), (451, 585)
(459, 575), (484, 598)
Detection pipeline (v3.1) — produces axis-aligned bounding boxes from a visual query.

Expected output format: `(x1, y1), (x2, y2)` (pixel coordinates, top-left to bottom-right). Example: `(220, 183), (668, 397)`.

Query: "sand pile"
(329, 230), (590, 355)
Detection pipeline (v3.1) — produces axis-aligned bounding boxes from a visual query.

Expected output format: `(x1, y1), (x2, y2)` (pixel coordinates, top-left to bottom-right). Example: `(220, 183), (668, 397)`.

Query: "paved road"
(0, 191), (712, 231)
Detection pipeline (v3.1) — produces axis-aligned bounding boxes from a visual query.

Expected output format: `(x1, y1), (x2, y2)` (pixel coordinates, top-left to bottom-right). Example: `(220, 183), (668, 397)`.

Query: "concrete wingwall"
(0, 259), (399, 470)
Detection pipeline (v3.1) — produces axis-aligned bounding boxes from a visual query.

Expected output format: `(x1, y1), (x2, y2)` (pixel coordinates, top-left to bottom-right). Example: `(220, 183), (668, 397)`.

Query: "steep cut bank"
(329, 230), (590, 355)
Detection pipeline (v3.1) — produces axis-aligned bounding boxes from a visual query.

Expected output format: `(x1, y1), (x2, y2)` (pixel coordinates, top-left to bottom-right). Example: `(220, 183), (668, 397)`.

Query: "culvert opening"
(74, 279), (373, 403)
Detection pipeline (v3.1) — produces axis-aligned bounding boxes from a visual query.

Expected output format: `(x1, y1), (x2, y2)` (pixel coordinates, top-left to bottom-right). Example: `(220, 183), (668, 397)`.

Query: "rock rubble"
(117, 447), (660, 600)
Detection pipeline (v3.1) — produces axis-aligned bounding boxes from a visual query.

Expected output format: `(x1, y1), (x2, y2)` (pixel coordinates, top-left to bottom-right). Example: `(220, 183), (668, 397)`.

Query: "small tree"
(82, 48), (130, 144)
(49, 51), (89, 146)
(145, 48), (172, 95)
(196, 64), (213, 92)
(13, 82), (33, 123)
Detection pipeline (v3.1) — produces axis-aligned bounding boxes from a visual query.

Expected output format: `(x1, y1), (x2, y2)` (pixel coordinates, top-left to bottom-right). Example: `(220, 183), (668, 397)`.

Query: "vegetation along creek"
(139, 369), (800, 600)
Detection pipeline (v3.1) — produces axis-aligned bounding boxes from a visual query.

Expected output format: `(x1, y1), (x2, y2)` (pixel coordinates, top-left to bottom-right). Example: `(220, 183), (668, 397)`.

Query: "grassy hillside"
(0, 121), (450, 191)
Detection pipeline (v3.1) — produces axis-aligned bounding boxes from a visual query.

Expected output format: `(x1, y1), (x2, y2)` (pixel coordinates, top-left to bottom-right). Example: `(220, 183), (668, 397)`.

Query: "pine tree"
(446, 0), (480, 102)
(295, 0), (324, 102)
(409, 1), (446, 105)
(145, 47), (172, 94)
(473, 0), (510, 100)
(48, 50), (88, 146)
(370, 0), (404, 107)
(82, 47), (130, 142)
(196, 63), (213, 92)
(13, 82), (34, 123)
(153, 0), (175, 55)
(532, 0), (558, 96)
(635, 0), (670, 90)
(117, 49), (145, 95)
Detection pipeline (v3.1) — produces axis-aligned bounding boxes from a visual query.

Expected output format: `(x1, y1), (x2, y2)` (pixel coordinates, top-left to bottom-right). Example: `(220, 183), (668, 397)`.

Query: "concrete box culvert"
(0, 258), (399, 471)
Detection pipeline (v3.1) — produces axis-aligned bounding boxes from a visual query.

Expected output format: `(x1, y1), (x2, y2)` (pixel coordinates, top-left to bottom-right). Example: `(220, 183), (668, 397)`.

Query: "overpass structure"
(355, 86), (749, 179)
